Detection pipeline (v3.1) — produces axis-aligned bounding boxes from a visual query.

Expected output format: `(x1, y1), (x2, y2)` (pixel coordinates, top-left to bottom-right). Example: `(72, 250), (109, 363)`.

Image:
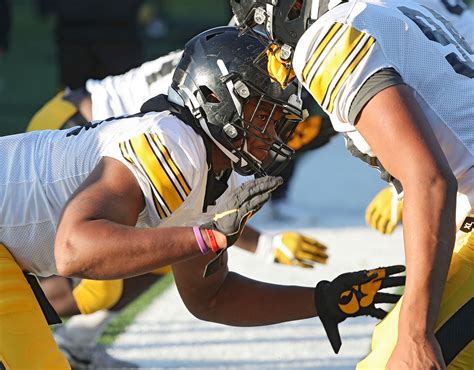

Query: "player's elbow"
(431, 170), (458, 198)
(180, 294), (217, 322)
(178, 286), (224, 324)
(54, 233), (86, 277)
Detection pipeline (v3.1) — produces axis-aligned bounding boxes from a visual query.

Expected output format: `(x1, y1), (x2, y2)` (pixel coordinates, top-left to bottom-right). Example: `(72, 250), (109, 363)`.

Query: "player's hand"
(365, 186), (403, 234)
(201, 176), (283, 248)
(388, 333), (445, 370)
(272, 232), (328, 268)
(314, 265), (405, 353)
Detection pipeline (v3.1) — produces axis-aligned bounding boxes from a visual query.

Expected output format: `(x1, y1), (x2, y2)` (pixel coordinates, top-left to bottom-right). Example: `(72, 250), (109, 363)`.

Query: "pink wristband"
(193, 226), (209, 255)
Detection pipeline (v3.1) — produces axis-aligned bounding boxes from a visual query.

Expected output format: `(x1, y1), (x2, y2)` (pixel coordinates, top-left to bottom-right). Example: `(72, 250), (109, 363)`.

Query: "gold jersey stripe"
(119, 142), (134, 165)
(150, 188), (167, 219)
(302, 22), (344, 82)
(326, 36), (375, 112)
(150, 133), (191, 196)
(307, 25), (375, 111)
(309, 25), (366, 105)
(121, 139), (169, 217)
(129, 134), (184, 213)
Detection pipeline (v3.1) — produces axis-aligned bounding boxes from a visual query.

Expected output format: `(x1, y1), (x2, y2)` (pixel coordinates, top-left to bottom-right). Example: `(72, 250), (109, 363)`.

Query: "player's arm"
(55, 158), (280, 279)
(173, 248), (404, 352)
(356, 84), (457, 369)
(85, 51), (182, 119)
(172, 251), (317, 325)
(54, 156), (206, 279)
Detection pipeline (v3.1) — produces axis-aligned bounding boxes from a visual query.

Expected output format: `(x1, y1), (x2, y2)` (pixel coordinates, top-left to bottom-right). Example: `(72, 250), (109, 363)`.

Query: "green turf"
(98, 273), (175, 345)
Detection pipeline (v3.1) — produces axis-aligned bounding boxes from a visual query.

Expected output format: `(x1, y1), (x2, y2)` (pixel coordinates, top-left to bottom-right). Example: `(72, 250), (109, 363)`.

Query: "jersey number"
(398, 6), (474, 78)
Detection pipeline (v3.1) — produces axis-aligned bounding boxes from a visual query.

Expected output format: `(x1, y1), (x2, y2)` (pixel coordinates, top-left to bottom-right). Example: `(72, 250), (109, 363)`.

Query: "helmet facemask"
(210, 66), (303, 177)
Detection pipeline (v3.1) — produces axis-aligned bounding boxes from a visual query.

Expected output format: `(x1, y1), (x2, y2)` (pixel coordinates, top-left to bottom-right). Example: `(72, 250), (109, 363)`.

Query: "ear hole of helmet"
(287, 0), (303, 20)
(198, 86), (220, 103)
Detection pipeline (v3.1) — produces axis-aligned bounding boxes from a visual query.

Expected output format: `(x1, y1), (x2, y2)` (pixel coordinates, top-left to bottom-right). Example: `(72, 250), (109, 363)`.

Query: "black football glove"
(201, 176), (283, 277)
(314, 265), (405, 353)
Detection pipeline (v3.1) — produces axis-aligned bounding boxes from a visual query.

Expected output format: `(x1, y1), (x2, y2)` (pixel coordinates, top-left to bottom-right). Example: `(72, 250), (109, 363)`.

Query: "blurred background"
(0, 0), (231, 136)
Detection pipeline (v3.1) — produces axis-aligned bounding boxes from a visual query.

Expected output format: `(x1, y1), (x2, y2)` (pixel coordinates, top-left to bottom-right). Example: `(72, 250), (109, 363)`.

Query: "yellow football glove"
(365, 186), (403, 234)
(257, 231), (328, 268)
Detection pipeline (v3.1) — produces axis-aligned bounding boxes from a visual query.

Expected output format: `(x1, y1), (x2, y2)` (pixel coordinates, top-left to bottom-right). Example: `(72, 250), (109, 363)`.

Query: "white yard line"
(108, 227), (405, 369)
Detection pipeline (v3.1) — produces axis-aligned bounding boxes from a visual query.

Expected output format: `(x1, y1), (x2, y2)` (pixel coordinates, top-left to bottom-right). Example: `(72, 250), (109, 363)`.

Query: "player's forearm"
(193, 271), (316, 326)
(399, 176), (457, 336)
(55, 222), (201, 279)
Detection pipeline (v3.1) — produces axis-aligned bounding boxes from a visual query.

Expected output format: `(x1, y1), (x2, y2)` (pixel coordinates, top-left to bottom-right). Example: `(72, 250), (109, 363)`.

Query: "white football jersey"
(0, 112), (239, 276)
(293, 0), (474, 226)
(85, 50), (183, 119)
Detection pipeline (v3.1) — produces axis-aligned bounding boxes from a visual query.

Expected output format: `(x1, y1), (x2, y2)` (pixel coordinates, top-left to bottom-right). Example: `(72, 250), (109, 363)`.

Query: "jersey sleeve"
(102, 113), (206, 225)
(293, 20), (394, 128)
(85, 50), (183, 120)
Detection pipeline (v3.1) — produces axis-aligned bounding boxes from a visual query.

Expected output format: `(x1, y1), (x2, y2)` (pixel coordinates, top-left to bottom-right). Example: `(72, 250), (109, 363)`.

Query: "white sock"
(56, 310), (117, 348)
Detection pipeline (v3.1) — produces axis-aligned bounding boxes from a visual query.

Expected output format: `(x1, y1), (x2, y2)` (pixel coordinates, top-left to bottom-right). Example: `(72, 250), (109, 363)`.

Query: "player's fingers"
(236, 176), (283, 204)
(244, 191), (271, 213)
(348, 270), (375, 285)
(381, 218), (392, 234)
(367, 307), (388, 320)
(374, 292), (402, 304)
(365, 206), (377, 226)
(296, 250), (328, 264)
(384, 221), (396, 235)
(301, 242), (329, 255)
(374, 213), (388, 234)
(297, 260), (314, 268)
(301, 236), (328, 250)
(380, 275), (406, 289)
(383, 265), (406, 276)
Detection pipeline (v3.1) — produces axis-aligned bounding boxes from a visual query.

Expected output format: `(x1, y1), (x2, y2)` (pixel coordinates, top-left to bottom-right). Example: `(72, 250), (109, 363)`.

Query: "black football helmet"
(168, 26), (303, 177)
(230, 0), (334, 64)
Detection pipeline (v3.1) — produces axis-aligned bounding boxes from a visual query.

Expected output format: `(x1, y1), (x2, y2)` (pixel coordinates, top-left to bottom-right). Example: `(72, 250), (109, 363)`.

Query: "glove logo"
(339, 287), (361, 314)
(338, 269), (386, 315)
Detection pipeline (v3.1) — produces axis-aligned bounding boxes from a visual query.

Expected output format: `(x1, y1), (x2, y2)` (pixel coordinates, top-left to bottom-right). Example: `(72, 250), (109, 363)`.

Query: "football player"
(366, 0), (473, 235)
(0, 27), (405, 369)
(231, 0), (473, 369)
(27, 35), (331, 370)
(28, 51), (331, 269)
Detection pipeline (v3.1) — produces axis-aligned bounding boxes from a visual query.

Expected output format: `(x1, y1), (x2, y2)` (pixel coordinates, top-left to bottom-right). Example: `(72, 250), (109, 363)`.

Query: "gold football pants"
(357, 230), (474, 369)
(0, 244), (70, 369)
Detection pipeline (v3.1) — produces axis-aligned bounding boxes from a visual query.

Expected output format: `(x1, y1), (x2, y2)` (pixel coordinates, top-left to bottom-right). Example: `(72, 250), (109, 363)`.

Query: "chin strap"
(168, 85), (243, 166)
